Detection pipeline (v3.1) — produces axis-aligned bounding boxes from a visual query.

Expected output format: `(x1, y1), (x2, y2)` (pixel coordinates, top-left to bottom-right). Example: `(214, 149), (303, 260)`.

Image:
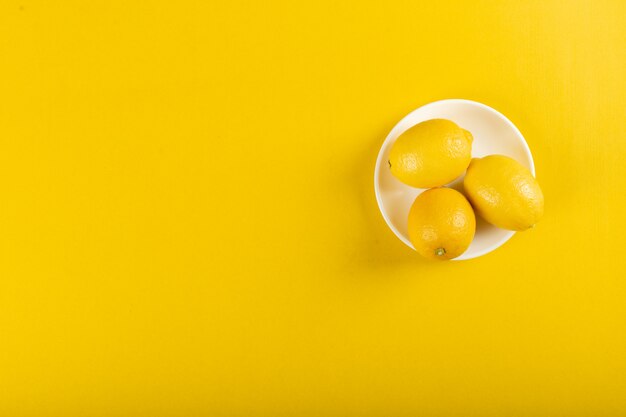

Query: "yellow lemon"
(463, 155), (544, 231)
(408, 188), (476, 260)
(388, 119), (473, 188)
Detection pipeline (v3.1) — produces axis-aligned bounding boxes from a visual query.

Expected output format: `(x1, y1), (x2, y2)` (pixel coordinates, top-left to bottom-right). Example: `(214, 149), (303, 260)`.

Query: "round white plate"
(374, 99), (535, 260)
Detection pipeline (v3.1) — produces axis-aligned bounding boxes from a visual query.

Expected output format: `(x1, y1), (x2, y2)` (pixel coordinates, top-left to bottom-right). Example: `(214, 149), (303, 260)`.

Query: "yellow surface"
(1, 1), (625, 415)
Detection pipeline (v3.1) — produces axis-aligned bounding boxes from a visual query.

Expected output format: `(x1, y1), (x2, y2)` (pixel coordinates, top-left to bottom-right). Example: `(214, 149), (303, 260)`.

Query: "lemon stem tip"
(435, 248), (446, 257)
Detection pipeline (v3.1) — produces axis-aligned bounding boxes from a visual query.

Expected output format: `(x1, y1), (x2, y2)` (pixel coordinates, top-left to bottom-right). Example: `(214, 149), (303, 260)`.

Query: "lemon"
(388, 119), (473, 188)
(408, 188), (476, 260)
(463, 155), (544, 231)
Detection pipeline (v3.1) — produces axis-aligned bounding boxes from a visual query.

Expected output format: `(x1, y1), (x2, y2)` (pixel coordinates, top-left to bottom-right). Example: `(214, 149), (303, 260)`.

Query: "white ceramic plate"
(374, 99), (535, 260)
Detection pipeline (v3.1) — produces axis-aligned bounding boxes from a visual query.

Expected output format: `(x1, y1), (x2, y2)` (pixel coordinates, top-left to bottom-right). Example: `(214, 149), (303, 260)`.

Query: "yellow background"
(1, 1), (625, 415)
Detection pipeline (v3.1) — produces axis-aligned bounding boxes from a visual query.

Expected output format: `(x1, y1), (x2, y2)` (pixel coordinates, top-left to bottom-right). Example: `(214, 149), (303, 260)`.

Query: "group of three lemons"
(388, 119), (544, 260)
